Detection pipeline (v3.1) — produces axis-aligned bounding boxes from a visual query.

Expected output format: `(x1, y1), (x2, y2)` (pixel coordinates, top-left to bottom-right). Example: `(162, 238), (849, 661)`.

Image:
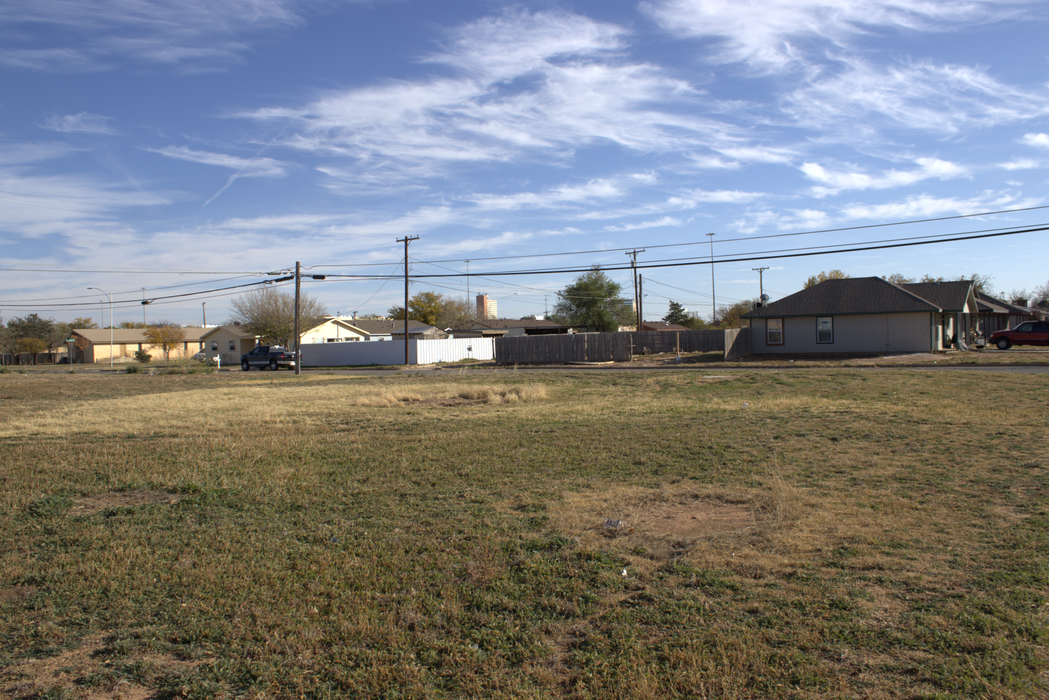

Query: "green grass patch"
(1, 369), (1047, 698)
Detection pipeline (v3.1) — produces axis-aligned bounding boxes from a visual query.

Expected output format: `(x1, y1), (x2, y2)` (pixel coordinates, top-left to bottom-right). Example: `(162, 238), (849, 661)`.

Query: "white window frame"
(767, 318), (784, 345)
(816, 316), (834, 344)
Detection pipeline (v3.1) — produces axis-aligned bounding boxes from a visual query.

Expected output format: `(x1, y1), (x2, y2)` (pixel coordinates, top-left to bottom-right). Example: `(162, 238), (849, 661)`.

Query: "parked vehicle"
(191, 351), (206, 362)
(241, 345), (297, 371)
(989, 321), (1049, 349)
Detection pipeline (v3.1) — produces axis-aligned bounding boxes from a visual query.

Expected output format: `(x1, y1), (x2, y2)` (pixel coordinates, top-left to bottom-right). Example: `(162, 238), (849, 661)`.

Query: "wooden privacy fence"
(495, 333), (631, 364)
(494, 329), (733, 364)
(628, 329), (724, 355)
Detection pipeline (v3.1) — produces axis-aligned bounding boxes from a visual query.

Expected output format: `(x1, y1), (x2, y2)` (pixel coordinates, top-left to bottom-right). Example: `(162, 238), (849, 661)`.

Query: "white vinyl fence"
(300, 338), (495, 367)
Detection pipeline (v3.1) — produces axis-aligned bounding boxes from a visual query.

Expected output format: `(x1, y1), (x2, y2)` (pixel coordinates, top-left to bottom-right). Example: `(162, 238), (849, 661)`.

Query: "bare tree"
(229, 287), (327, 347)
(713, 299), (760, 328)
(437, 297), (479, 329)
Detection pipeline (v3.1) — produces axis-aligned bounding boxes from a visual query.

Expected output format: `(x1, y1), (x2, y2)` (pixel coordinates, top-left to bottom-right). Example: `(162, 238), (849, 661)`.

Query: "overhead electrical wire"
(2, 218), (1044, 310)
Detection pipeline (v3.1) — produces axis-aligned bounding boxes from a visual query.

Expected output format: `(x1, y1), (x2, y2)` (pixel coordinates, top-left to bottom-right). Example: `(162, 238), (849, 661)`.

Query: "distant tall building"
(476, 294), (497, 319)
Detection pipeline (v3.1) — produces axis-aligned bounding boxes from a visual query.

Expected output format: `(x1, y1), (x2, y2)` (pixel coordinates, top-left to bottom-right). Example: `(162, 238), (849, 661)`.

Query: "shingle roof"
(742, 277), (942, 319)
(975, 291), (1031, 315)
(73, 327), (209, 343)
(472, 318), (566, 330)
(899, 281), (973, 312)
(348, 319), (433, 334)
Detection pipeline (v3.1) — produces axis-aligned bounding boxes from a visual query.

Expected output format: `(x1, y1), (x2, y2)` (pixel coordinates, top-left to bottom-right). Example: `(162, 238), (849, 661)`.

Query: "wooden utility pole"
(625, 249), (645, 330)
(294, 261), (301, 375)
(397, 236), (419, 365)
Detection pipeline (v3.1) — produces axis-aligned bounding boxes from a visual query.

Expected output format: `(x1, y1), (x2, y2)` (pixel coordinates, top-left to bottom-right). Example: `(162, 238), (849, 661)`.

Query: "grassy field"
(1, 368), (1047, 699)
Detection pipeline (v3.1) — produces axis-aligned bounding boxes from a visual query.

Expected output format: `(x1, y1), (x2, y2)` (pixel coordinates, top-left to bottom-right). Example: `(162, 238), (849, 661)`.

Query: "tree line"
(0, 314), (189, 364)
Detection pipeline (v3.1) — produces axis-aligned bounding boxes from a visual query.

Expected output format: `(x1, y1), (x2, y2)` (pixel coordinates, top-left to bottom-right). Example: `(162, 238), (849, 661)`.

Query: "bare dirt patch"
(70, 489), (187, 516)
(542, 483), (800, 574)
(0, 585), (35, 605)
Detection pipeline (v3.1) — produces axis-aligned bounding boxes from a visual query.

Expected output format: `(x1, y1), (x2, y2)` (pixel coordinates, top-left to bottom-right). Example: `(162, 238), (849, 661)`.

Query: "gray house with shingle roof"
(742, 277), (978, 354)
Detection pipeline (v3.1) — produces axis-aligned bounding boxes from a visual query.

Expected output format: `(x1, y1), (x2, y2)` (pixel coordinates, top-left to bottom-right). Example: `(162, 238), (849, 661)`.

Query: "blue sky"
(2, 0), (1048, 327)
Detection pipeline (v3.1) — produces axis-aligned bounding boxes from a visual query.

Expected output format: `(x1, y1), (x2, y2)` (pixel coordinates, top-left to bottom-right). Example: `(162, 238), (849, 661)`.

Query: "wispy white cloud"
(801, 157), (968, 196)
(785, 59), (1049, 135)
(1000, 159), (1040, 170)
(841, 193), (1039, 220)
(467, 179), (625, 211)
(40, 112), (115, 135)
(246, 10), (740, 187)
(0, 0), (346, 72)
(603, 216), (687, 232)
(150, 146), (286, 177)
(0, 142), (75, 165)
(0, 167), (171, 237)
(642, 0), (1027, 73)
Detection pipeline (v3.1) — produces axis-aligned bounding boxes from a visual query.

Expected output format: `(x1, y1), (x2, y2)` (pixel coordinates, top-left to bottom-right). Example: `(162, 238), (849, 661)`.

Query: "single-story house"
(301, 318), (370, 344)
(975, 292), (1033, 334)
(200, 325), (258, 365)
(391, 323), (448, 340)
(742, 277), (979, 354)
(452, 318), (570, 338)
(72, 328), (207, 364)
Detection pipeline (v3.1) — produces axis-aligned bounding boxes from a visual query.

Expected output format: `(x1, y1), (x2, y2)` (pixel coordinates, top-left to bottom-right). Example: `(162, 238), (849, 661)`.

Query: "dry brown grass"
(2, 368), (1048, 699)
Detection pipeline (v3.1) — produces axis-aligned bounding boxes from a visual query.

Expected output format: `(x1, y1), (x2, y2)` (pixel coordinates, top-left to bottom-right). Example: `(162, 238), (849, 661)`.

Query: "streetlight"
(88, 287), (113, 368)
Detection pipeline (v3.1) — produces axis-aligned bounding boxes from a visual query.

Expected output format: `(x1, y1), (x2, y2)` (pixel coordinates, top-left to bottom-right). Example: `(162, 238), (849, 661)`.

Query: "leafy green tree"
(7, 313), (54, 342)
(663, 301), (689, 325)
(662, 300), (706, 329)
(229, 287), (327, 347)
(388, 291), (450, 327)
(803, 270), (849, 288)
(550, 267), (632, 332)
(16, 337), (48, 363)
(144, 323), (185, 362)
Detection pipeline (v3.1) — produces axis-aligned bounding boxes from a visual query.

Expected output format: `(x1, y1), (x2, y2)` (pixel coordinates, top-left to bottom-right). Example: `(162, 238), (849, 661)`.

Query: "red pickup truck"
(989, 321), (1049, 349)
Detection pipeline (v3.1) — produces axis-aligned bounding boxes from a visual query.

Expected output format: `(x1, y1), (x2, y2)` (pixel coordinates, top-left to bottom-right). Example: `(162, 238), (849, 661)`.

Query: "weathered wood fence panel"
(495, 333), (631, 364)
(724, 328), (751, 360)
(627, 330), (724, 354)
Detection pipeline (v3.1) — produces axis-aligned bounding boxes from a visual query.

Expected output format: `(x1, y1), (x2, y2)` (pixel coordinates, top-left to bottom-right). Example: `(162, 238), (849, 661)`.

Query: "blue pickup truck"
(241, 345), (297, 371)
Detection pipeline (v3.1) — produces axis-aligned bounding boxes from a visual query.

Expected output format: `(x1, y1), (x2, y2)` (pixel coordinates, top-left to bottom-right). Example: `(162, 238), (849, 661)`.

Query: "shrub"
(134, 350), (152, 363)
(126, 365), (141, 374)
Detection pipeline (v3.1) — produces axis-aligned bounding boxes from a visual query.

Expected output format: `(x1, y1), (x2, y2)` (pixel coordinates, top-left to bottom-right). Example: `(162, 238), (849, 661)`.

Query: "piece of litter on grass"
(622, 569), (628, 577)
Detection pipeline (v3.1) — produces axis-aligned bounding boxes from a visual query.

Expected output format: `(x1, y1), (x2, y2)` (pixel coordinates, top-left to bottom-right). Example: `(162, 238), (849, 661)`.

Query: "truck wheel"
(270, 358), (278, 371)
(996, 338), (1011, 350)
(242, 359), (250, 371)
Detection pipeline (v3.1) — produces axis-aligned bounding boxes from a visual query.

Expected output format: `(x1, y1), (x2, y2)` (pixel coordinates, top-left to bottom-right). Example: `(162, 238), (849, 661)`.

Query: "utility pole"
(465, 260), (470, 302)
(294, 261), (302, 375)
(707, 233), (717, 325)
(292, 264), (325, 376)
(397, 236), (419, 365)
(638, 275), (644, 329)
(752, 267), (769, 306)
(625, 249), (645, 330)
(202, 301), (206, 329)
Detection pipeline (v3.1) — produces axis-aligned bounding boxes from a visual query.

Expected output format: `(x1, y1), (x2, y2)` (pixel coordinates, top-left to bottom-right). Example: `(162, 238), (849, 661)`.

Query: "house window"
(816, 316), (834, 344)
(767, 318), (783, 345)
(229, 340), (236, 351)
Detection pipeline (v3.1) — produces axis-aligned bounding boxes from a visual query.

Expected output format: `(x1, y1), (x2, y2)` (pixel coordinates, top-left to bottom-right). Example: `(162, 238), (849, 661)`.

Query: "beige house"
(200, 326), (258, 365)
(300, 318), (369, 344)
(72, 328), (207, 363)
